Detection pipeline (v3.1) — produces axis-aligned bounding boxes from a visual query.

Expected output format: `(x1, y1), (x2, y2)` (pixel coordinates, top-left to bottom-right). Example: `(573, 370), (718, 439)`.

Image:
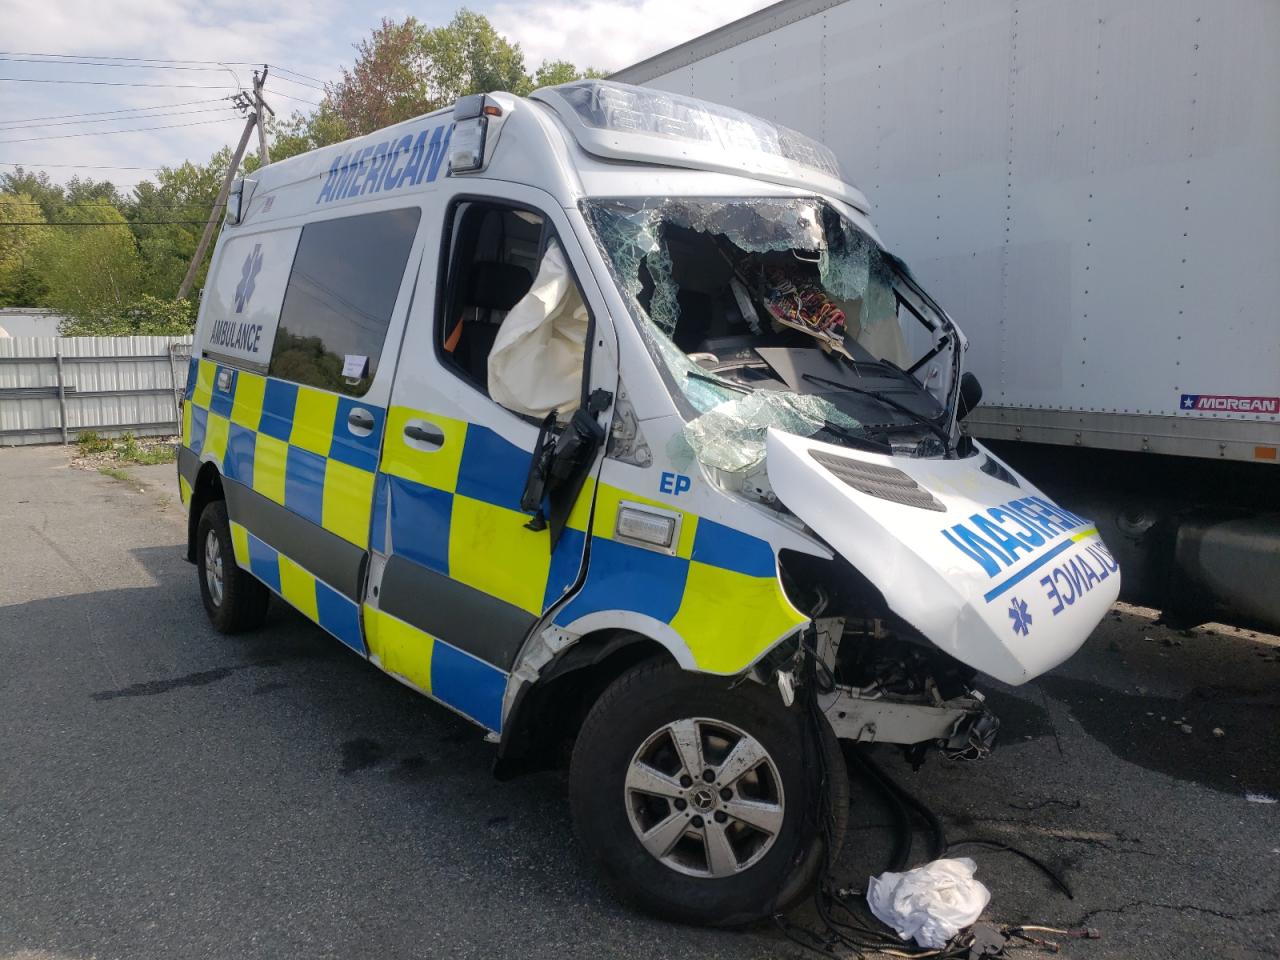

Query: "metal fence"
(0, 336), (193, 447)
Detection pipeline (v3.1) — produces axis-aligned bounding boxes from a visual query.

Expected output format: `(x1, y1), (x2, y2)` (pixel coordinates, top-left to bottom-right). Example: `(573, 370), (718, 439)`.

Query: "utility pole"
(253, 66), (274, 165)
(176, 110), (255, 300)
(177, 74), (274, 301)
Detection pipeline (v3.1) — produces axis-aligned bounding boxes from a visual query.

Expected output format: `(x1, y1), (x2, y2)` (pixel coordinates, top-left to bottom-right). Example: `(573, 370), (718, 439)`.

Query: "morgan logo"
(1180, 394), (1278, 414)
(234, 244), (263, 314)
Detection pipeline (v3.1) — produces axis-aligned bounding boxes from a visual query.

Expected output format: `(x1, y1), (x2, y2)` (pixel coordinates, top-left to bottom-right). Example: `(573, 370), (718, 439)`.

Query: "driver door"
(363, 181), (616, 731)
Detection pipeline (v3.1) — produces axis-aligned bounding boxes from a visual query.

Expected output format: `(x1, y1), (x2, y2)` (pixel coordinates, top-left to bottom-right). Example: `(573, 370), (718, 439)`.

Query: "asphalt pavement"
(0, 445), (1276, 960)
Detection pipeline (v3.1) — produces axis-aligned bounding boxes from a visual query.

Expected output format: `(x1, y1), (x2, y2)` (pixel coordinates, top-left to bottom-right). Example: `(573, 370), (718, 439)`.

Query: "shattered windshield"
(583, 196), (957, 472)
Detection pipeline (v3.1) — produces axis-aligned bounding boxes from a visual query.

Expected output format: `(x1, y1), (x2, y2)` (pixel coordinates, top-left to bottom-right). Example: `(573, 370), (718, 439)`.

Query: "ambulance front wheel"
(569, 658), (847, 926)
(196, 500), (269, 633)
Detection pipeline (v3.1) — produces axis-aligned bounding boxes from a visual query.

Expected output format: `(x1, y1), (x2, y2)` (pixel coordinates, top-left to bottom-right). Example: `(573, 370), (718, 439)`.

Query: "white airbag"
(488, 241), (588, 419)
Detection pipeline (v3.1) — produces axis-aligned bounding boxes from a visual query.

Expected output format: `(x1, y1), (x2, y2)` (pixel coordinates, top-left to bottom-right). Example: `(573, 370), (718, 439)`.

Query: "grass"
(97, 465), (134, 483)
(118, 433), (176, 465)
(77, 430), (177, 466)
(76, 430), (113, 455)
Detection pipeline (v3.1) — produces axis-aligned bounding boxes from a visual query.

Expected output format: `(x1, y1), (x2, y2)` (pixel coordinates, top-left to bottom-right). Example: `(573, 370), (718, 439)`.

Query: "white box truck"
(614, 0), (1280, 633)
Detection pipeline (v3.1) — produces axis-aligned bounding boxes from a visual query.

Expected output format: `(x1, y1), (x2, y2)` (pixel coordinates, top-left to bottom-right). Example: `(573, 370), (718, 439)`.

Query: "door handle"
(346, 408), (375, 436)
(404, 420), (445, 450)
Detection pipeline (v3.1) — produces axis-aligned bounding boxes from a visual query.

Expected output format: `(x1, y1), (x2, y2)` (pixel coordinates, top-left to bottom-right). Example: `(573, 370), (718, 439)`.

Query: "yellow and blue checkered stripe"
(375, 406), (591, 617)
(362, 605), (507, 730)
(227, 519), (364, 654)
(377, 404), (806, 677)
(552, 481), (808, 674)
(183, 357), (384, 552)
(184, 354), (806, 725)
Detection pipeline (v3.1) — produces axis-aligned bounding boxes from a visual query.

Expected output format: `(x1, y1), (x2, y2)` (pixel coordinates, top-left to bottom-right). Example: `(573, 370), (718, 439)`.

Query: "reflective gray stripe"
(177, 444), (200, 489)
(380, 555), (534, 671)
(222, 477), (365, 601)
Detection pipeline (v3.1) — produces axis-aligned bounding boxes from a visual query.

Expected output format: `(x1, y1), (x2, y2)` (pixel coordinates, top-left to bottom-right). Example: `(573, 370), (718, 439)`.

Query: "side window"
(268, 207), (421, 397)
(439, 201), (591, 419)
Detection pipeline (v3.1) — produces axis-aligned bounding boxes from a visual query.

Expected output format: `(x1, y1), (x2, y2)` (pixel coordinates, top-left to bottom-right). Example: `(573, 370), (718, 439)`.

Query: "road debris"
(866, 857), (991, 948)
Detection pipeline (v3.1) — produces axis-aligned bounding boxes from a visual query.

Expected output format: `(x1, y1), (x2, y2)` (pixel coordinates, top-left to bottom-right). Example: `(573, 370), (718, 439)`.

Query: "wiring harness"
(774, 629), (1094, 959)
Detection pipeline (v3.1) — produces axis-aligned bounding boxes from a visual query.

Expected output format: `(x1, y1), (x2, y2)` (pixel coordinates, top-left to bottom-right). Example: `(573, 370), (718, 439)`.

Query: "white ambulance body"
(179, 81), (1118, 923)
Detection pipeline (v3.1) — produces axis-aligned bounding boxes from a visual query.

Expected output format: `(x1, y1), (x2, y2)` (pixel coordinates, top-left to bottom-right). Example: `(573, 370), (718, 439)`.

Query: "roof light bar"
(536, 80), (844, 182)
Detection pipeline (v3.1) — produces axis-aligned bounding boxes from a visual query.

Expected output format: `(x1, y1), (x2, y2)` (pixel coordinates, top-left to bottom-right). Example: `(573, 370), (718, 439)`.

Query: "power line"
(0, 116), (241, 144)
(266, 89), (322, 108)
(0, 51), (231, 63)
(0, 77), (238, 90)
(0, 97), (229, 126)
(0, 56), (238, 73)
(261, 63), (327, 86)
(0, 220), (212, 225)
(0, 201), (225, 210)
(0, 162), (162, 170)
(0, 51), (328, 86)
(265, 73), (325, 93)
(0, 105), (237, 132)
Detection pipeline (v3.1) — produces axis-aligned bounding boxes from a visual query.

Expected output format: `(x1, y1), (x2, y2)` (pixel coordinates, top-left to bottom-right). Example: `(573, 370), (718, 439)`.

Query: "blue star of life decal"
(1008, 596), (1033, 636)
(234, 243), (263, 313)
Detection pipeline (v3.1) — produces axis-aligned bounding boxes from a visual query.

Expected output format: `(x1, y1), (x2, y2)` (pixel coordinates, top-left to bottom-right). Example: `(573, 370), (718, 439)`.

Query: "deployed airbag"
(867, 858), (991, 948)
(488, 241), (589, 419)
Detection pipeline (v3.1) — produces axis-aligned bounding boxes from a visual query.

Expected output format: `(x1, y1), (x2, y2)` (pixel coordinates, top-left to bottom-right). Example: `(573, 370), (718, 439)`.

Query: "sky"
(0, 0), (775, 191)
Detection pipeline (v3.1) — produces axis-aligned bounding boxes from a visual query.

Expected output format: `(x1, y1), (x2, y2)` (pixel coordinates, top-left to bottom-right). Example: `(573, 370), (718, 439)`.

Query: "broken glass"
(669, 391), (862, 474)
(583, 194), (954, 471)
(590, 202), (681, 334)
(819, 218), (897, 328)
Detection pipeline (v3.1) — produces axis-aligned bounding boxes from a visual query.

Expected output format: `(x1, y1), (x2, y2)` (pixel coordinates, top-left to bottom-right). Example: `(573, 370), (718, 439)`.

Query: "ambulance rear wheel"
(196, 500), (269, 633)
(569, 658), (847, 926)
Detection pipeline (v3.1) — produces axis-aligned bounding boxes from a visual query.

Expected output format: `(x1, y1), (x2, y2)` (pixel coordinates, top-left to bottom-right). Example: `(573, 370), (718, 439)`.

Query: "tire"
(569, 658), (847, 926)
(196, 499), (269, 634)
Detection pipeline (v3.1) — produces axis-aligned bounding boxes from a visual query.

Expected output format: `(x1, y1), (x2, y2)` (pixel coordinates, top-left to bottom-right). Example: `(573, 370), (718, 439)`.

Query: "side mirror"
(957, 372), (983, 421)
(520, 390), (611, 546)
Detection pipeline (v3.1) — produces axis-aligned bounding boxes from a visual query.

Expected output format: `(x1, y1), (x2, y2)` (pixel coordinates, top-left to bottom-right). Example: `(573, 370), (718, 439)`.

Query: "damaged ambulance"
(178, 80), (1120, 924)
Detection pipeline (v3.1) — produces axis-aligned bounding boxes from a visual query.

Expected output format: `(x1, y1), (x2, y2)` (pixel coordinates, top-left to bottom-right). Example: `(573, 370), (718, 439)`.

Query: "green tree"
(128, 151), (227, 298)
(59, 294), (196, 336)
(326, 17), (432, 136)
(532, 60), (606, 89)
(266, 106), (350, 162)
(0, 191), (49, 306)
(269, 11), (602, 154)
(1, 168), (66, 222)
(64, 176), (122, 208)
(419, 9), (532, 105)
(319, 9), (586, 139)
(36, 204), (142, 324)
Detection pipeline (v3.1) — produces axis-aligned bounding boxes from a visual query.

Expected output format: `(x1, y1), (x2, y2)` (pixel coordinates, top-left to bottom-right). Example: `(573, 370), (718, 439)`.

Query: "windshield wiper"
(686, 369), (750, 393)
(818, 419), (893, 454)
(801, 373), (950, 446)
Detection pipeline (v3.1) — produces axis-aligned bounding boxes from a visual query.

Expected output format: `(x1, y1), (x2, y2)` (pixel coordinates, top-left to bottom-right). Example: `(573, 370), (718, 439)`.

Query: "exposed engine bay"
(764, 552), (1001, 765)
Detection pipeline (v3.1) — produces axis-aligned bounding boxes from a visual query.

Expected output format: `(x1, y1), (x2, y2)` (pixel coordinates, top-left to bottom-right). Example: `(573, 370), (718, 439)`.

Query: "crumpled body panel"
(766, 429), (1120, 684)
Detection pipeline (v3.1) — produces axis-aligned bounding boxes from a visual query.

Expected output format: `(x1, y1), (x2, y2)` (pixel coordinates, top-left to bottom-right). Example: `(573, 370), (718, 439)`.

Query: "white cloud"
(0, 0), (772, 185)
(492, 0), (775, 74)
(0, 0), (346, 181)
(0, 0), (342, 78)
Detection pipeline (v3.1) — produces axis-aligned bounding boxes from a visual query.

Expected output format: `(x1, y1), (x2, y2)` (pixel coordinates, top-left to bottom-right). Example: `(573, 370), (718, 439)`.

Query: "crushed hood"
(766, 429), (1120, 685)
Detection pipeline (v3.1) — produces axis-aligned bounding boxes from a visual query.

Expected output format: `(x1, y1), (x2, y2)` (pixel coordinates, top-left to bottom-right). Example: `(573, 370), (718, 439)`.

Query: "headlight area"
(777, 550), (1000, 765)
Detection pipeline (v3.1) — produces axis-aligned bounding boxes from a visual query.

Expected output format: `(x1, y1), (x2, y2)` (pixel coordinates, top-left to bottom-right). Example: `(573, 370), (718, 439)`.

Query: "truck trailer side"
(613, 0), (1280, 632)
